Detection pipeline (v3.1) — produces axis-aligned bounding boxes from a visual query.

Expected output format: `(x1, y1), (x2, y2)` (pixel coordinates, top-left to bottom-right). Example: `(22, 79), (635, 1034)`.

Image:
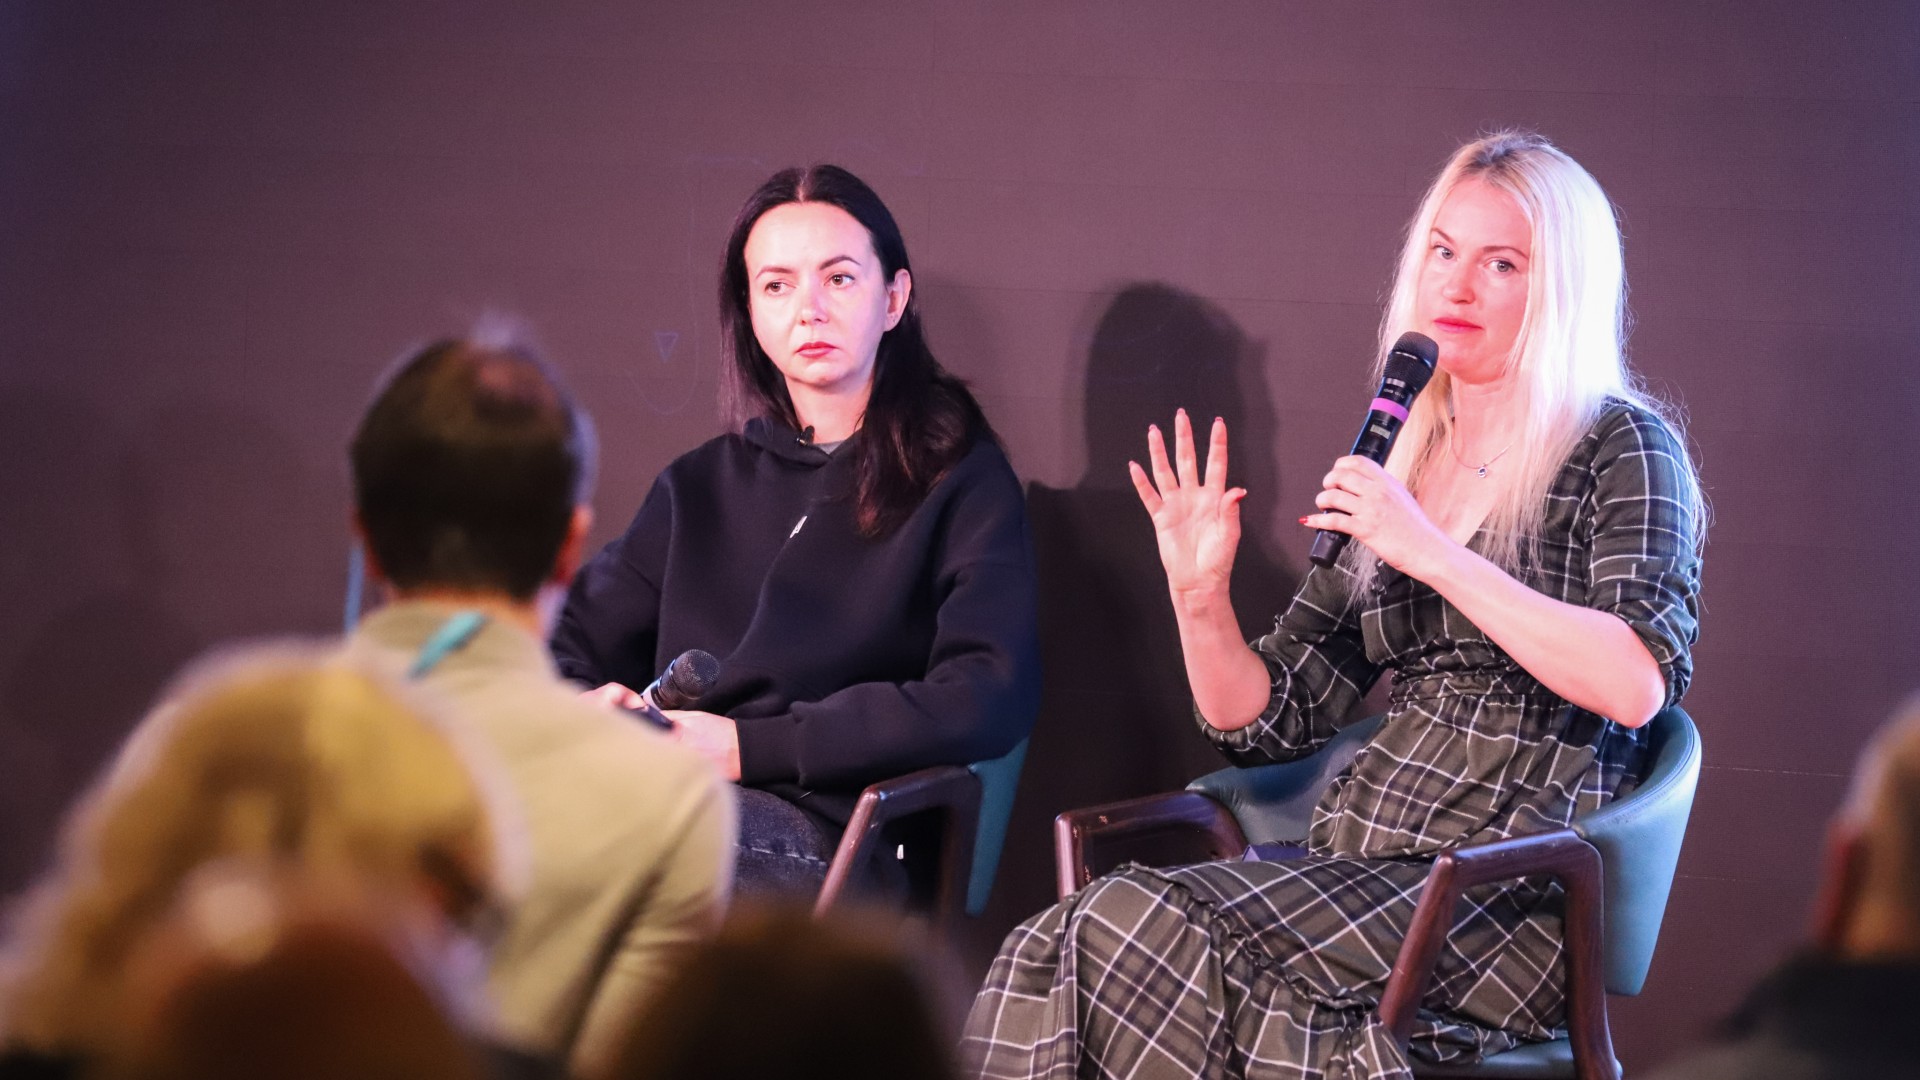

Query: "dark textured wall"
(3, 1), (1917, 1069)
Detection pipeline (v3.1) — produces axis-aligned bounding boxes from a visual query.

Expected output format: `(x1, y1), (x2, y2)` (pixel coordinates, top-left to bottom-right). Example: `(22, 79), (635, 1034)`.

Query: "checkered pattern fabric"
(963, 401), (1702, 1079)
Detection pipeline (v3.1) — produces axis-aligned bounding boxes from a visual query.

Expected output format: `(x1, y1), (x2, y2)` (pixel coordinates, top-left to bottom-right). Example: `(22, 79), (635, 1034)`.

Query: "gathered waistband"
(1388, 669), (1553, 704)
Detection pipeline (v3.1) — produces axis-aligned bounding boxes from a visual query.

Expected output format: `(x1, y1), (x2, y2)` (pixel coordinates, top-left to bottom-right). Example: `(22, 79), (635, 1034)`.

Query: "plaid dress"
(963, 401), (1703, 1079)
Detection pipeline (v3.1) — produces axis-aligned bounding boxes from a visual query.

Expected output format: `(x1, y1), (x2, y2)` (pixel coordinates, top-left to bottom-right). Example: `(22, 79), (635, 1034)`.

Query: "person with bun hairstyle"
(552, 165), (1041, 899)
(963, 131), (1705, 1078)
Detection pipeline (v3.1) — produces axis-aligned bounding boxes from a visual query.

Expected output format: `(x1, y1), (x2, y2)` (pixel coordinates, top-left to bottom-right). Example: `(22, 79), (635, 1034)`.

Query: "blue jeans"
(731, 787), (913, 904)
(733, 787), (837, 900)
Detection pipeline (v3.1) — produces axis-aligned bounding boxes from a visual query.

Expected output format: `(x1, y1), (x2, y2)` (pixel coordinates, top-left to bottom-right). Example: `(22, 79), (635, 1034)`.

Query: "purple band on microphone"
(1369, 397), (1409, 423)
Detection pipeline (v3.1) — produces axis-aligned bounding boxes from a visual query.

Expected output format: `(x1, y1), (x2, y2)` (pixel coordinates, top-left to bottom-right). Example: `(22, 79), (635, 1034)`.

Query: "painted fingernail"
(1298, 516), (1311, 525)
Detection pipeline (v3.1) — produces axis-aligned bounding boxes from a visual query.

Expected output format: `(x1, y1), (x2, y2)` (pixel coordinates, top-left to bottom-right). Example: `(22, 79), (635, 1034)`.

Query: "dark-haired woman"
(551, 165), (1040, 898)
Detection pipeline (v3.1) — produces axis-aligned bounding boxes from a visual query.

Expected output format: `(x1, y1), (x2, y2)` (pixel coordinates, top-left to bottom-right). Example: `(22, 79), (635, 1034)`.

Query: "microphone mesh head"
(665, 649), (721, 698)
(1384, 332), (1437, 395)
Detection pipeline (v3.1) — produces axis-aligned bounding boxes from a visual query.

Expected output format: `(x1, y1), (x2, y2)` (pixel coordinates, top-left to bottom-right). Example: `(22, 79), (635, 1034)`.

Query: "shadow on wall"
(0, 390), (337, 896)
(0, 390), (205, 894)
(974, 283), (1299, 941)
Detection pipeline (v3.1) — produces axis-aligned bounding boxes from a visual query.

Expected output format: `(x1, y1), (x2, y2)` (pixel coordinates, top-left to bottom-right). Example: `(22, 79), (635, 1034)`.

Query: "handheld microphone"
(628, 649), (721, 730)
(1309, 332), (1438, 569)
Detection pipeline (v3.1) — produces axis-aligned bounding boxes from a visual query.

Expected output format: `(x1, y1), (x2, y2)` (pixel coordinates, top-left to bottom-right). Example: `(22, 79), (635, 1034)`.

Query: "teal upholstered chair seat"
(1055, 708), (1703, 1080)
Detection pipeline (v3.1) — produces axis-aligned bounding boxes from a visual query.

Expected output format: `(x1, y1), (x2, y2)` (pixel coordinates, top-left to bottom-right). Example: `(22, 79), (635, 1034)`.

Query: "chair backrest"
(1573, 705), (1702, 996)
(965, 737), (1030, 916)
(1186, 715), (1386, 846)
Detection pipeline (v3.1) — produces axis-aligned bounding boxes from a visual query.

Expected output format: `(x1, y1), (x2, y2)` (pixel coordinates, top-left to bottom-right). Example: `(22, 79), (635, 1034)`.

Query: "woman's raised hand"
(1129, 410), (1247, 599)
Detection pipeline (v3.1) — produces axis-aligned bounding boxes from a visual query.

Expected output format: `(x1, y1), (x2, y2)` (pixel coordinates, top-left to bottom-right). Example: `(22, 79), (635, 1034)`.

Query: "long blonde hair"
(1356, 130), (1700, 581)
(0, 644), (515, 1053)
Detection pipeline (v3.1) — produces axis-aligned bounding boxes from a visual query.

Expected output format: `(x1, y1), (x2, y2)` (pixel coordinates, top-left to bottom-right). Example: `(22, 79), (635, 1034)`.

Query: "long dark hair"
(719, 164), (991, 538)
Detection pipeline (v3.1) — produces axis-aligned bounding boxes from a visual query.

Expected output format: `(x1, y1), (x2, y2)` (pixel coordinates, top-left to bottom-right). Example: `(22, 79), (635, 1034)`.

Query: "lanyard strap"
(408, 611), (489, 679)
(344, 545), (366, 633)
(347, 545), (486, 679)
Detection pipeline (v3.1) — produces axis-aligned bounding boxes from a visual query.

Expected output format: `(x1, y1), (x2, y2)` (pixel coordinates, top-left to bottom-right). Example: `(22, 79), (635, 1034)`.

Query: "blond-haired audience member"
(1643, 697), (1920, 1080)
(0, 647), (521, 1077)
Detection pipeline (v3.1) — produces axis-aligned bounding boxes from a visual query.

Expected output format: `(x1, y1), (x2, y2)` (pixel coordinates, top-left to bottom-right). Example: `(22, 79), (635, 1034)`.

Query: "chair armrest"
(1376, 829), (1613, 1080)
(1188, 713), (1386, 845)
(815, 766), (982, 924)
(1053, 791), (1249, 900)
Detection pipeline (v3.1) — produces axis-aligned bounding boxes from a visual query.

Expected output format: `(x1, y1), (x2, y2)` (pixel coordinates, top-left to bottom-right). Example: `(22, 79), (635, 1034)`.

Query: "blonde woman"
(0, 645), (519, 1072)
(963, 131), (1705, 1078)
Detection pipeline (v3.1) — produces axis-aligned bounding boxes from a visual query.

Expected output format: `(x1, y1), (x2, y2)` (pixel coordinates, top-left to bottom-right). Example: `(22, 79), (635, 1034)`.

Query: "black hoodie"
(551, 418), (1041, 827)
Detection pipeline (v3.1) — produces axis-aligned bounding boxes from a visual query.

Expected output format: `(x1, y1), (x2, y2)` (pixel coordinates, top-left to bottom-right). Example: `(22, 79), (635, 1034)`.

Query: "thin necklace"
(1449, 429), (1514, 479)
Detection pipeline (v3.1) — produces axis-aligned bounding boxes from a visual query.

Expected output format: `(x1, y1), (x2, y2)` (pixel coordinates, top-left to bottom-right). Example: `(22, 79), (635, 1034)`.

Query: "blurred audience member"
(346, 331), (733, 1075)
(107, 862), (488, 1080)
(1644, 694), (1920, 1080)
(612, 906), (957, 1080)
(0, 647), (517, 1077)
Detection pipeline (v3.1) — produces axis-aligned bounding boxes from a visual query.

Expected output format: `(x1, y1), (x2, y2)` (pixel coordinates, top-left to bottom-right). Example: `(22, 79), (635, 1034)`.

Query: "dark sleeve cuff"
(734, 713), (800, 785)
(553, 658), (600, 689)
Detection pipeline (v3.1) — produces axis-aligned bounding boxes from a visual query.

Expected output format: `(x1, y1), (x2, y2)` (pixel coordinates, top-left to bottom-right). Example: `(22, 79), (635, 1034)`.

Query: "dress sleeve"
(734, 446), (1041, 788)
(1585, 407), (1704, 708)
(1202, 562), (1384, 766)
(549, 477), (672, 691)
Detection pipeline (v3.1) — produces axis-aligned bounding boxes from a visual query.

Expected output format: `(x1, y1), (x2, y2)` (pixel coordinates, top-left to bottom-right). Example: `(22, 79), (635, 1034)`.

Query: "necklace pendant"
(1475, 465), (1489, 479)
